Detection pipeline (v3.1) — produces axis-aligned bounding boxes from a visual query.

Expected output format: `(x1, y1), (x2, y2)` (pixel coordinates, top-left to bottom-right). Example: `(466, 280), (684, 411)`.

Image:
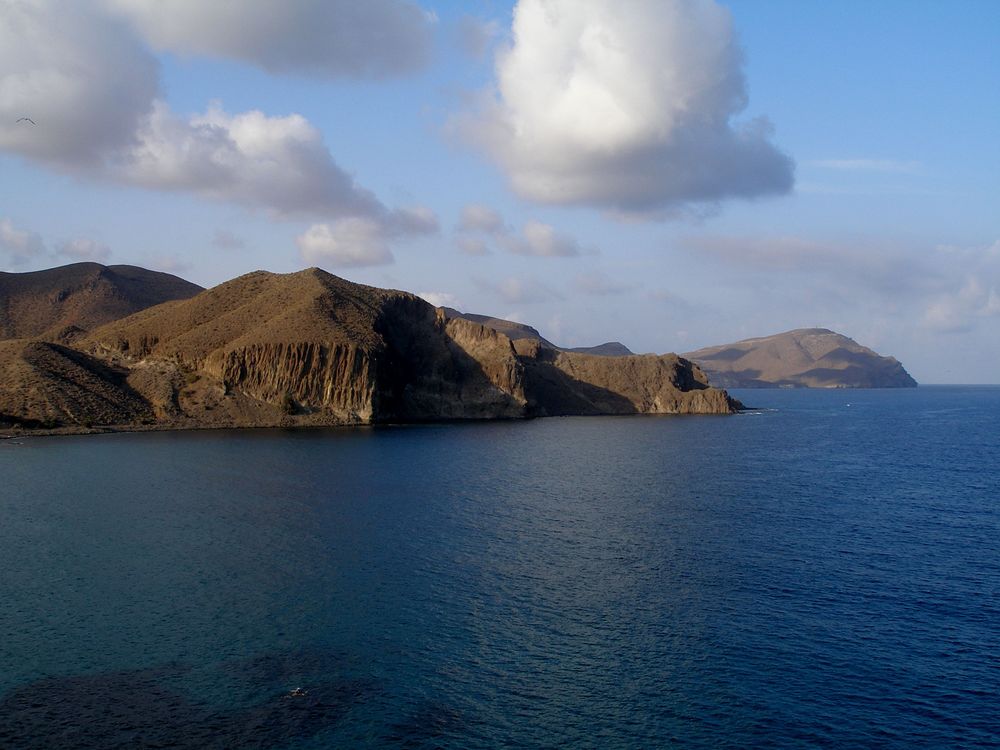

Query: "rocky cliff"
(1, 267), (739, 432)
(685, 328), (918, 388)
(515, 339), (740, 416)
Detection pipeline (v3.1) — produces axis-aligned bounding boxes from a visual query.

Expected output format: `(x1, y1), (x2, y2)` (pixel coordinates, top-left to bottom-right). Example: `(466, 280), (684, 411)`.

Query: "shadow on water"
(0, 648), (382, 749)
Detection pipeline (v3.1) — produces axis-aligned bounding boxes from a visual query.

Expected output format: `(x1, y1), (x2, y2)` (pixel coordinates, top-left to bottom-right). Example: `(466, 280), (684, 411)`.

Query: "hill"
(0, 263), (202, 341)
(440, 308), (634, 357)
(440, 307), (556, 346)
(684, 328), (917, 388)
(1, 267), (739, 432)
(566, 342), (634, 357)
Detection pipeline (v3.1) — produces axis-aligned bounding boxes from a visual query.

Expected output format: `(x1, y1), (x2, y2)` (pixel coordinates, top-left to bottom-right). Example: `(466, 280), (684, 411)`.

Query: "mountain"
(440, 307), (556, 346)
(684, 328), (917, 388)
(0, 262), (202, 342)
(440, 307), (634, 357)
(0, 267), (739, 432)
(567, 342), (634, 357)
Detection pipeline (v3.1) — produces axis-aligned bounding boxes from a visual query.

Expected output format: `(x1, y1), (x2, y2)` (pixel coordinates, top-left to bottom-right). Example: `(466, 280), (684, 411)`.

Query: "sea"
(1, 386), (998, 748)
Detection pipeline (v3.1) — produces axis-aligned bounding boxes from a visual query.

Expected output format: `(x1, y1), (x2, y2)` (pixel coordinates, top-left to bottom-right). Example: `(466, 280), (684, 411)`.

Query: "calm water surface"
(1, 386), (998, 748)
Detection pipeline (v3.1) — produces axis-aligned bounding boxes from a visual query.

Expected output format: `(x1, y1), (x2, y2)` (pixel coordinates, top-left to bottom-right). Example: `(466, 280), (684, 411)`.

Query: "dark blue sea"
(1, 386), (998, 748)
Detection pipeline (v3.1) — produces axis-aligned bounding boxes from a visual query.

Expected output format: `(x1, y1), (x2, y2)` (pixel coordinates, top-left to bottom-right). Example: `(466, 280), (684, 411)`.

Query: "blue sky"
(1, 0), (998, 383)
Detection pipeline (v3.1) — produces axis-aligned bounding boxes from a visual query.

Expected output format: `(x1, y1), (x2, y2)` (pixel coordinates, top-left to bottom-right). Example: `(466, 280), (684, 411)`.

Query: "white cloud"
(923, 278), (1000, 333)
(389, 205), (440, 235)
(458, 204), (507, 235)
(104, 0), (434, 78)
(297, 219), (394, 268)
(116, 101), (385, 220)
(922, 242), (1000, 333)
(0, 217), (46, 267)
(680, 234), (931, 295)
(0, 0), (158, 167)
(456, 236), (491, 256)
(417, 291), (460, 309)
(505, 220), (580, 257)
(0, 2), (423, 226)
(297, 203), (438, 268)
(56, 238), (111, 262)
(456, 205), (585, 258)
(476, 276), (562, 304)
(453, 0), (793, 215)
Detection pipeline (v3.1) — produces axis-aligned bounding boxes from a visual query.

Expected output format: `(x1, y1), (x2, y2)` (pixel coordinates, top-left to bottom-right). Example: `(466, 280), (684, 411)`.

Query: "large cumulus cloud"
(455, 0), (794, 215)
(0, 0), (157, 167)
(0, 0), (436, 252)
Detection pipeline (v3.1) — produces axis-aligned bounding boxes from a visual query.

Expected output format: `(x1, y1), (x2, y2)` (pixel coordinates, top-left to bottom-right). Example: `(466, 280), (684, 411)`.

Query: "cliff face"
(685, 328), (918, 388)
(2, 267), (738, 433)
(515, 340), (740, 416)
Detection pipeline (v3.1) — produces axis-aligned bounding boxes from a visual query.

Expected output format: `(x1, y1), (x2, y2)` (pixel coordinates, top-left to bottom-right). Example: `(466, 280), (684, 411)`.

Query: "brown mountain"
(440, 307), (634, 357)
(441, 307), (556, 346)
(684, 328), (917, 388)
(1, 267), (738, 432)
(0, 262), (202, 342)
(566, 342), (634, 357)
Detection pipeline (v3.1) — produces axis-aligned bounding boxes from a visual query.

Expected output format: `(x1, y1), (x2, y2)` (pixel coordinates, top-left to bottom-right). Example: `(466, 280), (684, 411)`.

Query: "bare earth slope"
(685, 328), (917, 388)
(2, 267), (738, 432)
(0, 262), (202, 341)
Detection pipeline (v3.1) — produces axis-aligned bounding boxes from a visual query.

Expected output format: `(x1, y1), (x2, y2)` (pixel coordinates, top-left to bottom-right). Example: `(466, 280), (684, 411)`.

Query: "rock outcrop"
(515, 340), (740, 416)
(685, 328), (918, 388)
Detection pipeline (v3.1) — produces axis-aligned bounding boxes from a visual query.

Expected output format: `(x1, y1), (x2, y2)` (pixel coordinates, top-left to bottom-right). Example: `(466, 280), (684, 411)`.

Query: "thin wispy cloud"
(417, 291), (461, 309)
(809, 158), (923, 175)
(474, 276), (563, 305)
(455, 204), (586, 258)
(55, 238), (111, 262)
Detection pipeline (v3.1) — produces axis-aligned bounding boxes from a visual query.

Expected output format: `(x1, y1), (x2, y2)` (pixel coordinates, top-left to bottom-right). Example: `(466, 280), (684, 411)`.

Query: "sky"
(1, 0), (998, 384)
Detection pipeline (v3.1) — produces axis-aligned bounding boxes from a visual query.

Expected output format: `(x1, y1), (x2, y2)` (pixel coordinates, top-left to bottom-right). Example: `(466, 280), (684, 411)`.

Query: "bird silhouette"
(16, 117), (36, 125)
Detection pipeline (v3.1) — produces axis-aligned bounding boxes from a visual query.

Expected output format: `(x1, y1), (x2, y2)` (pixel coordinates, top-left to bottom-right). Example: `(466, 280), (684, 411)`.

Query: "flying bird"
(16, 117), (36, 125)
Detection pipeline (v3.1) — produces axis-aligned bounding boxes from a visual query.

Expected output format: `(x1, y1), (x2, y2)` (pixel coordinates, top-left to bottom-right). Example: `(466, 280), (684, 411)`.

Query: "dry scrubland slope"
(0, 265), (737, 431)
(0, 263), (202, 341)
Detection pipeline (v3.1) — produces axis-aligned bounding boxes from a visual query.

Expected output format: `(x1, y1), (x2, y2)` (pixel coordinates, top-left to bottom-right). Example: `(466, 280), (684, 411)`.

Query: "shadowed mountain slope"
(685, 328), (917, 388)
(0, 263), (202, 341)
